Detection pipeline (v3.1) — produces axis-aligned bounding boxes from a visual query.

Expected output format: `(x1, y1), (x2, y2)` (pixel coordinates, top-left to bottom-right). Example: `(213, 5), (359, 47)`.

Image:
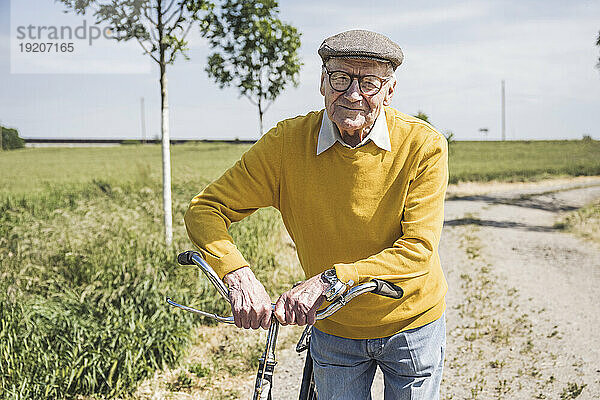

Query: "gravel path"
(241, 177), (600, 400)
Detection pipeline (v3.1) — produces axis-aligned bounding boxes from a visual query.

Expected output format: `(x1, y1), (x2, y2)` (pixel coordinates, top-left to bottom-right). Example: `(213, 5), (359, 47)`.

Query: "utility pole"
(501, 80), (506, 141)
(0, 124), (3, 151)
(140, 97), (147, 144)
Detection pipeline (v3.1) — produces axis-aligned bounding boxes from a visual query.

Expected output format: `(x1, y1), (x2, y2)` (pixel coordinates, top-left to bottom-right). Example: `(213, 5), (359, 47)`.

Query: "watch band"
(321, 268), (347, 302)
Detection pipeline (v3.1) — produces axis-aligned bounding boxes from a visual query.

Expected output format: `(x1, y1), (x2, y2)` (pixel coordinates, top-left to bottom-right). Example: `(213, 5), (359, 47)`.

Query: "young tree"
(203, 0), (302, 135)
(413, 111), (455, 150)
(59, 0), (212, 245)
(413, 111), (430, 124)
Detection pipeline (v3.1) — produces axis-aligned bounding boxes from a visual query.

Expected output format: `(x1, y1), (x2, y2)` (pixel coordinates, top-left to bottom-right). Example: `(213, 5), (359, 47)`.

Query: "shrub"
(1, 126), (25, 150)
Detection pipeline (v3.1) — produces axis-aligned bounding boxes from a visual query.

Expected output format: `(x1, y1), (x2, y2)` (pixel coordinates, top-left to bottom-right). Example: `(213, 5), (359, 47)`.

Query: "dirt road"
(245, 177), (600, 400)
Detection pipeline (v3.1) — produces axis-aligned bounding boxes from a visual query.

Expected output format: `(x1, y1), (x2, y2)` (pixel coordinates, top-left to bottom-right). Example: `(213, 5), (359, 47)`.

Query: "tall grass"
(554, 200), (600, 243)
(0, 173), (290, 398)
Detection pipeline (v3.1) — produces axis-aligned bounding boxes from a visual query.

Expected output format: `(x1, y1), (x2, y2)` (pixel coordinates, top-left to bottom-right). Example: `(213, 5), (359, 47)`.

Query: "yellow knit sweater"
(184, 107), (448, 339)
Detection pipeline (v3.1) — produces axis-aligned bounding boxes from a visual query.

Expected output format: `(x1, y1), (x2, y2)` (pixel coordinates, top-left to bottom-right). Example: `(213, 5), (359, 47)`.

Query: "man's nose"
(343, 78), (363, 101)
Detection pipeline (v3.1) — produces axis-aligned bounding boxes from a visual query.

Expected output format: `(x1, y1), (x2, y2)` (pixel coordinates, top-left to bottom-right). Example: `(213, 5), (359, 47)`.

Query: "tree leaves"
(202, 0), (302, 134)
(58, 0), (213, 65)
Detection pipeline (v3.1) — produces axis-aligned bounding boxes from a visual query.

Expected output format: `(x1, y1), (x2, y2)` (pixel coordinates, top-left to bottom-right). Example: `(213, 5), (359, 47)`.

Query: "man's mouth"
(338, 105), (365, 112)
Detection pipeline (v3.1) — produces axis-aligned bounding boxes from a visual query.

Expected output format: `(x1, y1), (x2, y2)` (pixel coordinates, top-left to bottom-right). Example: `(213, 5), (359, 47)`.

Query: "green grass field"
(448, 139), (600, 183)
(1, 142), (249, 195)
(2, 140), (599, 195)
(1, 139), (599, 399)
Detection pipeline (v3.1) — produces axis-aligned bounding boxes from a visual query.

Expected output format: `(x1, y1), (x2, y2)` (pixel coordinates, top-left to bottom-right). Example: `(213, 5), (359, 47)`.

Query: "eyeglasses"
(323, 65), (391, 96)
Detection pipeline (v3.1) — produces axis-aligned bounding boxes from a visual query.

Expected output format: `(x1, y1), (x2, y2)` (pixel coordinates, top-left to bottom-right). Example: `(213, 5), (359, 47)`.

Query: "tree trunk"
(158, 3), (173, 246)
(160, 64), (173, 246)
(258, 97), (264, 136)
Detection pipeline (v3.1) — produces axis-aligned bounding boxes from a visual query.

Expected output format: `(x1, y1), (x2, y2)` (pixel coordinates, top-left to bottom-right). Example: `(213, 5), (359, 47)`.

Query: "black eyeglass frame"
(322, 65), (392, 96)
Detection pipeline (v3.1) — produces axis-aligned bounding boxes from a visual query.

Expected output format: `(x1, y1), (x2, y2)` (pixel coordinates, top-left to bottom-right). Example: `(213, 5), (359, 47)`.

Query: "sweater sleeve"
(333, 132), (448, 286)
(183, 125), (283, 279)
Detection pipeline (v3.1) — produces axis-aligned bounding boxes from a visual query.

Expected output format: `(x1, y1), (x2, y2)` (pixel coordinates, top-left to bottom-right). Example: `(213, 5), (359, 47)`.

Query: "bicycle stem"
(254, 316), (279, 400)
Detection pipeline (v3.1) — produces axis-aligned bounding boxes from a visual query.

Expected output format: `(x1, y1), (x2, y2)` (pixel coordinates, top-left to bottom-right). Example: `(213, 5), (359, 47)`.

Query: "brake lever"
(167, 251), (234, 323)
(166, 297), (235, 324)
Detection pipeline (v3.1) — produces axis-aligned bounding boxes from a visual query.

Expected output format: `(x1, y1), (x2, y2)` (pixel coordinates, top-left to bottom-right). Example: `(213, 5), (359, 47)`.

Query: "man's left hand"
(274, 274), (329, 326)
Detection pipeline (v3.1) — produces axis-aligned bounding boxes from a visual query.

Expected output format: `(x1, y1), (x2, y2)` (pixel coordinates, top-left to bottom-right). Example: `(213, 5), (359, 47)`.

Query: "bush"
(1, 126), (25, 150)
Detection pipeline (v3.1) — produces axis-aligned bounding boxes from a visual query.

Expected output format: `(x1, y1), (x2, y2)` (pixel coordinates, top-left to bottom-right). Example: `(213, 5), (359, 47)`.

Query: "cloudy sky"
(1, 0), (599, 141)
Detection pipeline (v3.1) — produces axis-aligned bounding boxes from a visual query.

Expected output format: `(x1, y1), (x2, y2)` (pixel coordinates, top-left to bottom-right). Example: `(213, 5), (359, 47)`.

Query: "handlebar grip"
(177, 251), (199, 265)
(370, 279), (404, 299)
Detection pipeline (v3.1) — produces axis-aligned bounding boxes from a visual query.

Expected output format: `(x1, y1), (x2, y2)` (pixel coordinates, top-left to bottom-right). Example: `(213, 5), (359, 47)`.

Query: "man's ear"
(383, 78), (396, 106)
(320, 70), (326, 96)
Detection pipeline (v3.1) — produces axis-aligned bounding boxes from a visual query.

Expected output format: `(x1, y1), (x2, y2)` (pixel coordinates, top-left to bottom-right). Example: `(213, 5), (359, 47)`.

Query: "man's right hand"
(223, 266), (272, 330)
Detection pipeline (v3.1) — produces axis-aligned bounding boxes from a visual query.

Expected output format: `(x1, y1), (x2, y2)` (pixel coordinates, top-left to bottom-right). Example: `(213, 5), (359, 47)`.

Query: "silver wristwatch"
(320, 268), (347, 302)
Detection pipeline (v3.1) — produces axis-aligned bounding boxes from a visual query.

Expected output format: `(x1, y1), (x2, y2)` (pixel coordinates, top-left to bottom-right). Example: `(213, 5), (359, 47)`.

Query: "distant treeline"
(1, 126), (25, 150)
(24, 138), (257, 146)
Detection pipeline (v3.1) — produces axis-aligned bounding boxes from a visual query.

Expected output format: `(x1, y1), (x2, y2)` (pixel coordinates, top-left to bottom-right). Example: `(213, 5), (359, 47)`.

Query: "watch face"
(323, 269), (338, 283)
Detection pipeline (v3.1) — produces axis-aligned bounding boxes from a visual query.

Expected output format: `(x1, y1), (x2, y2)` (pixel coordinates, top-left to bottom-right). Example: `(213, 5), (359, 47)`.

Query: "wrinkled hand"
(274, 274), (329, 326)
(223, 267), (272, 330)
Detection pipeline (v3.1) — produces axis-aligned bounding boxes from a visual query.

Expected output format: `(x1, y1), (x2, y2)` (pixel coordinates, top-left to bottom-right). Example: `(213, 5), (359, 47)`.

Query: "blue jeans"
(310, 315), (446, 400)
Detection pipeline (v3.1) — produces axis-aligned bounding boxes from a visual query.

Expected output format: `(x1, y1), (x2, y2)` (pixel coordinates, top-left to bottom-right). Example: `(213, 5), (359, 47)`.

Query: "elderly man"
(185, 29), (448, 399)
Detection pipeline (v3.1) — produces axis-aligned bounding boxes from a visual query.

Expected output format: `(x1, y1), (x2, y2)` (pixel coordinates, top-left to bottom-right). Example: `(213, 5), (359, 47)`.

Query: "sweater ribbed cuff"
(208, 251), (250, 280)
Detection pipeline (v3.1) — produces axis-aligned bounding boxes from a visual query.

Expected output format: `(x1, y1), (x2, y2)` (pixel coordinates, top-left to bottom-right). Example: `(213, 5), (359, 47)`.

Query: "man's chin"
(334, 118), (368, 132)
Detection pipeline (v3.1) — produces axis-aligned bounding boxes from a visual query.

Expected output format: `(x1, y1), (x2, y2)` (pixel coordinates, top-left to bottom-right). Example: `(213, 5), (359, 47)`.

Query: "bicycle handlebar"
(177, 250), (230, 302)
(167, 251), (403, 324)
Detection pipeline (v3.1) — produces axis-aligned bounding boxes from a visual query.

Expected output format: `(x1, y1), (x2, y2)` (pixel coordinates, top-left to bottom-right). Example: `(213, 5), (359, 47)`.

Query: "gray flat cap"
(318, 30), (404, 69)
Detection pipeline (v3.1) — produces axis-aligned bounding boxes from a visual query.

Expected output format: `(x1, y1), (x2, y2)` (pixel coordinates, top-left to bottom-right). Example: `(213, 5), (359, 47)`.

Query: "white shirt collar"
(316, 108), (391, 155)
